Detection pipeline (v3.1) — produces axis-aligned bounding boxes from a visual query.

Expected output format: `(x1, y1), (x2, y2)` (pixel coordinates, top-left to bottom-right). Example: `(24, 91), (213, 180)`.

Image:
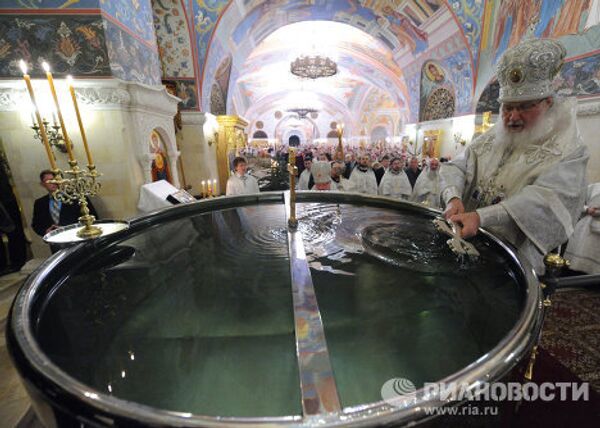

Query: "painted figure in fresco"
(425, 61), (445, 83)
(150, 131), (172, 183)
(552, 0), (591, 36)
(381, 5), (428, 54)
(585, 0), (600, 30)
(493, 0), (540, 58)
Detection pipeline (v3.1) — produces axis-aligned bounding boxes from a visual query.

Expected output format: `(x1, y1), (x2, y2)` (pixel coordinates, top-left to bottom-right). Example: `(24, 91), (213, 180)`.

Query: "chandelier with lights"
(290, 55), (337, 79)
(286, 107), (318, 119)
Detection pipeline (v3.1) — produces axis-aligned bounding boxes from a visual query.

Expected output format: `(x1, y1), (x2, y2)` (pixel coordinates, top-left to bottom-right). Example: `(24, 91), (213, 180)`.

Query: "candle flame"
(66, 75), (73, 86)
(42, 61), (50, 73)
(19, 60), (27, 74)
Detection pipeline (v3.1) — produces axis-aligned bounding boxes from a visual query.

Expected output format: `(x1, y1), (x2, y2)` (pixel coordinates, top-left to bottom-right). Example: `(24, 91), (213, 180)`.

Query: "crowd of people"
(228, 147), (445, 208)
(225, 38), (600, 276)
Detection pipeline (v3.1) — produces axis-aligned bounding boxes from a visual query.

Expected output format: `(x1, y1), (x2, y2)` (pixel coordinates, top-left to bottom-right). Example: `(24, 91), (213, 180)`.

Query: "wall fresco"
(99, 0), (156, 46)
(475, 79), (500, 114)
(0, 14), (110, 78)
(173, 79), (198, 109)
(554, 51), (600, 97)
(0, 1), (98, 8)
(448, 0), (485, 69)
(104, 19), (162, 85)
(419, 60), (456, 121)
(152, 0), (195, 78)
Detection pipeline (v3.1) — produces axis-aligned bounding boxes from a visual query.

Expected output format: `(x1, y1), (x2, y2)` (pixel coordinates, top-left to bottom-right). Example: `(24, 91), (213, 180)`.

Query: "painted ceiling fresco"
(5, 0), (600, 124)
(234, 21), (407, 115)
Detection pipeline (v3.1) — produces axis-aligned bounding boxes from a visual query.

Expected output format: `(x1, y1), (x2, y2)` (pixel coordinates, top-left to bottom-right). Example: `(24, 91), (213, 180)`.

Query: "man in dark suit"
(31, 170), (98, 238)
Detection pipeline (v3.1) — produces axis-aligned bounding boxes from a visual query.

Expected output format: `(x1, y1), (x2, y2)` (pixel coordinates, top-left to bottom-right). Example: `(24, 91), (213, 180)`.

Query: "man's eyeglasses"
(501, 99), (546, 114)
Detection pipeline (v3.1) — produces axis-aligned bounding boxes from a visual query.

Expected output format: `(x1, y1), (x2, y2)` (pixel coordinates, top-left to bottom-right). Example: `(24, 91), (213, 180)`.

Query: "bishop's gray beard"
(495, 101), (561, 150)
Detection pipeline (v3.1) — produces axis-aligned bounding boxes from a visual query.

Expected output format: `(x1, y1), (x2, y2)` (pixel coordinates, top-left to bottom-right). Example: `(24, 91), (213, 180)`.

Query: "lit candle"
(212, 179), (217, 196)
(20, 60), (57, 170)
(201, 180), (206, 198)
(52, 111), (57, 127)
(207, 181), (212, 197)
(67, 75), (93, 166)
(42, 61), (75, 162)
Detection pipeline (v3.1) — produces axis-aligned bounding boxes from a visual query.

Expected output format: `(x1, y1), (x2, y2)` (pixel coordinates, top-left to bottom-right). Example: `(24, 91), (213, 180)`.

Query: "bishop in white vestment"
(441, 39), (588, 274)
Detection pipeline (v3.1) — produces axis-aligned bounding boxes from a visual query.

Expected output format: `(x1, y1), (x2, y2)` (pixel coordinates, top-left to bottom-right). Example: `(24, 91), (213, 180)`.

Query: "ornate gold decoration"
(524, 345), (538, 381)
(51, 163), (102, 238)
(287, 148), (298, 229)
(335, 123), (344, 161)
(509, 68), (523, 83)
(290, 55), (337, 79)
(215, 115), (248, 195)
(475, 111), (494, 135)
(31, 118), (72, 153)
(422, 130), (441, 158)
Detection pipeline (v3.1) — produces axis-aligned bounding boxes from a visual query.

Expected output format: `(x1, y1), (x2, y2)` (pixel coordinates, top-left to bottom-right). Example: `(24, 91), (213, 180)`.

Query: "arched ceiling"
(200, 0), (471, 123)
(232, 21), (408, 126)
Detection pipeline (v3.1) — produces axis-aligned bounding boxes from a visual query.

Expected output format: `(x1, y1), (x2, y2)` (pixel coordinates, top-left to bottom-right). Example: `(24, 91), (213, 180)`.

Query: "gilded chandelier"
(286, 107), (318, 119)
(290, 55), (337, 79)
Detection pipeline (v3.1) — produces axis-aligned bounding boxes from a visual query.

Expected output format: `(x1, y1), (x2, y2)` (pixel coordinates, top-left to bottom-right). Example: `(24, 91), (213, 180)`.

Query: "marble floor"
(0, 270), (31, 427)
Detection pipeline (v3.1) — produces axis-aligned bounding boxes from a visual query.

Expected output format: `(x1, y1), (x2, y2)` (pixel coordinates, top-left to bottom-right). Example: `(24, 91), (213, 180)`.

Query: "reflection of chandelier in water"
(287, 107), (318, 119)
(290, 55), (337, 79)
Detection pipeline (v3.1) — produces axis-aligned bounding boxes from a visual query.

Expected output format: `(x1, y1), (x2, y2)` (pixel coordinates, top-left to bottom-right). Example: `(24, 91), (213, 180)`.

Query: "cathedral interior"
(0, 1), (600, 427)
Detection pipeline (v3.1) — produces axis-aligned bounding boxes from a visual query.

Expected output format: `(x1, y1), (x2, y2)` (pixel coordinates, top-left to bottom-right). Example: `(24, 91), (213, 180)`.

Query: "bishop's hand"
(443, 197), (465, 219)
(449, 212), (481, 239)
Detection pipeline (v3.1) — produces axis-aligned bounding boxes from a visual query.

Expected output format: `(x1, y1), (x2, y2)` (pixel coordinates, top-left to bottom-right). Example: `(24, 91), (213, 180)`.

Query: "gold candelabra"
(335, 123), (344, 161)
(31, 117), (72, 153)
(52, 163), (102, 238)
(21, 60), (104, 239)
(287, 147), (298, 230)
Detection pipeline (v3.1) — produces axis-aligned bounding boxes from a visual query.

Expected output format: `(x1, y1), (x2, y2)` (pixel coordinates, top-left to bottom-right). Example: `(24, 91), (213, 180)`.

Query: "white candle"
(20, 60), (57, 170)
(42, 61), (75, 162)
(212, 179), (217, 196)
(67, 75), (94, 166)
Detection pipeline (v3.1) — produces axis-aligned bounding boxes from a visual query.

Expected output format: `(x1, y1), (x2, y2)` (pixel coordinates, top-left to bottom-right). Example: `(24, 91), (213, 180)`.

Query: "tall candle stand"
(287, 148), (298, 230)
(31, 118), (72, 153)
(52, 162), (102, 238)
(335, 123), (344, 161)
(20, 60), (127, 242)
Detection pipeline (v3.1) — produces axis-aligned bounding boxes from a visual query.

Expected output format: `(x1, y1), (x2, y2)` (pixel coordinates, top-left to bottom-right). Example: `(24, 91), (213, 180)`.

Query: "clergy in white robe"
(441, 39), (588, 274)
(297, 158), (312, 190)
(564, 183), (600, 274)
(412, 158), (441, 208)
(226, 157), (260, 196)
(378, 157), (412, 200)
(346, 155), (378, 195)
(311, 161), (333, 191)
